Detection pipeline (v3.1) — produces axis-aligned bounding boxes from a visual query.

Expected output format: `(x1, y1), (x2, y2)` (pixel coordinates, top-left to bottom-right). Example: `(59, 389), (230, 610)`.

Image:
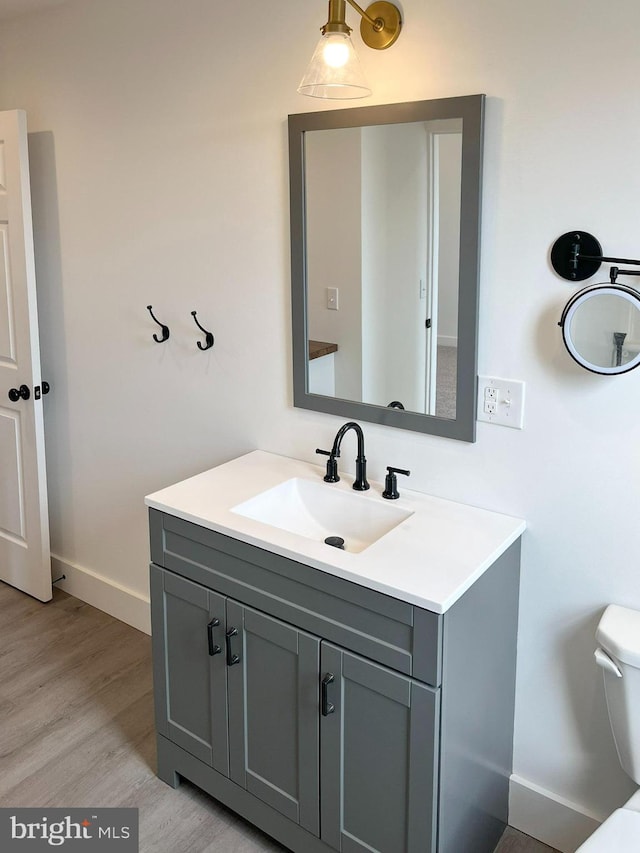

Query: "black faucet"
(316, 421), (370, 491)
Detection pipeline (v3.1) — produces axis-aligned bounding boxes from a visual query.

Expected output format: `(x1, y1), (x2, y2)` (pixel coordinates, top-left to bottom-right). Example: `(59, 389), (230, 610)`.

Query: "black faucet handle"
(388, 466), (410, 477)
(316, 447), (340, 458)
(316, 448), (340, 483)
(382, 466), (410, 500)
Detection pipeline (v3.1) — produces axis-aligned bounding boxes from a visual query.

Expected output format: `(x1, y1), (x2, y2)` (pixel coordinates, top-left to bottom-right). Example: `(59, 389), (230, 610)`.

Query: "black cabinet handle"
(8, 384), (30, 402)
(207, 617), (221, 656)
(321, 673), (335, 716)
(225, 627), (240, 666)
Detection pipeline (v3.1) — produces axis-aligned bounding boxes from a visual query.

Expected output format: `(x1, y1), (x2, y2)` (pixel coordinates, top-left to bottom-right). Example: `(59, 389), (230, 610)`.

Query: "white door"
(424, 121), (463, 416)
(0, 110), (51, 602)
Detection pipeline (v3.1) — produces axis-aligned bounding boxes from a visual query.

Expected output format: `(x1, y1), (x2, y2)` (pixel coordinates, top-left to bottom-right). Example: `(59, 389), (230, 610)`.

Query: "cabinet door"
(320, 643), (440, 853)
(150, 565), (229, 775)
(226, 600), (320, 836)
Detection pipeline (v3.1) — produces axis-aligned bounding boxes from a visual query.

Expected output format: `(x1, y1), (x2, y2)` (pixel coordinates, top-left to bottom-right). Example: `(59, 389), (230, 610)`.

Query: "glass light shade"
(297, 32), (371, 99)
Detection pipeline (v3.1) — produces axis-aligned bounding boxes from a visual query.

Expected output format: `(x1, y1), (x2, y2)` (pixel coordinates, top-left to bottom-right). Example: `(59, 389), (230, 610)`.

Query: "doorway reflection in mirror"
(304, 119), (462, 419)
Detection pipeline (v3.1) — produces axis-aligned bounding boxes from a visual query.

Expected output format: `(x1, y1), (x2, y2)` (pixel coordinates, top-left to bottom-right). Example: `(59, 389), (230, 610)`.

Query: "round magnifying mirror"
(559, 283), (640, 374)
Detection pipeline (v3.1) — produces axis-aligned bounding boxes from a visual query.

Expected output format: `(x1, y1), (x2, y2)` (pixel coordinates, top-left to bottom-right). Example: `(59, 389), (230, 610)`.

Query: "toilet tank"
(596, 605), (640, 784)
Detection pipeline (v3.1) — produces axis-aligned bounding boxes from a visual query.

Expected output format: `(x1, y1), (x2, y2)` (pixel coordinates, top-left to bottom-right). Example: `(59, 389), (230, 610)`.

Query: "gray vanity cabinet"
(151, 568), (229, 775)
(152, 562), (436, 850)
(226, 600), (321, 835)
(152, 565), (321, 835)
(149, 508), (520, 853)
(320, 643), (439, 853)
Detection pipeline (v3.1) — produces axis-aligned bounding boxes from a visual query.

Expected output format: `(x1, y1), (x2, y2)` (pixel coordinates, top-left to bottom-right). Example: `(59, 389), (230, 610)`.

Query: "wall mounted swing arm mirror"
(288, 94), (485, 441)
(552, 230), (640, 374)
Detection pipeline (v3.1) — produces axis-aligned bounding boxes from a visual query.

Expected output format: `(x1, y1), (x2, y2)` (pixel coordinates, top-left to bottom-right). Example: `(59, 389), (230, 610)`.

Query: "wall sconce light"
(298, 0), (402, 99)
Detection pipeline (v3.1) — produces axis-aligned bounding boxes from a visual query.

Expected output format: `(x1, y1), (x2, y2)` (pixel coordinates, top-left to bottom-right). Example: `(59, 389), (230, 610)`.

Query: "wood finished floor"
(0, 582), (560, 853)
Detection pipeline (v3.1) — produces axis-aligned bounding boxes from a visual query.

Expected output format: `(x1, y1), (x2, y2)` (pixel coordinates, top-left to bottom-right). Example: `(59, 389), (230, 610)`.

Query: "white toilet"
(576, 604), (640, 851)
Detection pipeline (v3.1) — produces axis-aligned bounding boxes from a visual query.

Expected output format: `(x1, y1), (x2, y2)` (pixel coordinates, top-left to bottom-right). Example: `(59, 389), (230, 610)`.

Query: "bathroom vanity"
(146, 451), (525, 853)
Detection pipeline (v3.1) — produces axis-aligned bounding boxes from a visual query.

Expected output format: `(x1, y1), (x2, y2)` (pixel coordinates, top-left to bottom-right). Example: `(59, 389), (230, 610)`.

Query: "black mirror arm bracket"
(551, 231), (640, 282)
(609, 266), (640, 283)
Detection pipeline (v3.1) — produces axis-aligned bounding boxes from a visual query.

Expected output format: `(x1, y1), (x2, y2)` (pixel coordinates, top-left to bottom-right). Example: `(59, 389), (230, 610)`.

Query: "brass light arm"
(323, 0), (402, 48)
(345, 0), (379, 28)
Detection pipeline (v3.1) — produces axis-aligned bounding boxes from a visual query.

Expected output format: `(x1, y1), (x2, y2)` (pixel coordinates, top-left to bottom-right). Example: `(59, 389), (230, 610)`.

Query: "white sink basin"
(231, 477), (413, 553)
(146, 450), (527, 611)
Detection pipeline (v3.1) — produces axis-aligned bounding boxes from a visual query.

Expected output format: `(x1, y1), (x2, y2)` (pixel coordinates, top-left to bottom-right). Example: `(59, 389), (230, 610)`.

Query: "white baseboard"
(510, 774), (604, 852)
(51, 554), (151, 635)
(437, 335), (458, 348)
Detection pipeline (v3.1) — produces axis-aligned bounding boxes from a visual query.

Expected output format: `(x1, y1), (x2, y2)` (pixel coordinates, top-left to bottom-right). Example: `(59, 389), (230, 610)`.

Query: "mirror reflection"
(561, 284), (640, 374)
(305, 119), (462, 418)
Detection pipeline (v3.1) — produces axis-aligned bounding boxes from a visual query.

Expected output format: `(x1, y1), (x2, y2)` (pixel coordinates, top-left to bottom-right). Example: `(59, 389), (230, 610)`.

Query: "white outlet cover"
(477, 376), (525, 429)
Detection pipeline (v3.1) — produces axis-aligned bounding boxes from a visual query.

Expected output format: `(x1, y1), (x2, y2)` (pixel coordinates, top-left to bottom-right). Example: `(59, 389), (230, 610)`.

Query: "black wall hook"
(147, 305), (170, 343)
(191, 311), (214, 351)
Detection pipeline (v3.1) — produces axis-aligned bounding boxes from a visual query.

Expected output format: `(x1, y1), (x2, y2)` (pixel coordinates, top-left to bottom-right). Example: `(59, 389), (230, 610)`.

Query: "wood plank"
(308, 340), (338, 360)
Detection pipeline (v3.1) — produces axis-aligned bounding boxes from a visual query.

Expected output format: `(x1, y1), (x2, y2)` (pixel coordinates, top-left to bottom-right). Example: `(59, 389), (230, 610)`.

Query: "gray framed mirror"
(288, 94), (485, 441)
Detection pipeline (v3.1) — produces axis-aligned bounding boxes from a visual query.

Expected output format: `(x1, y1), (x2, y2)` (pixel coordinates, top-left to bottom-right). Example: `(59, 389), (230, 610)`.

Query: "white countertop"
(145, 450), (526, 614)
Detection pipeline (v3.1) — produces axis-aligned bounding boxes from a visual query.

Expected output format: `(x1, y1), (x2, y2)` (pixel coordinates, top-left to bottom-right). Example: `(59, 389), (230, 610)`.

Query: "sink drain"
(324, 536), (345, 550)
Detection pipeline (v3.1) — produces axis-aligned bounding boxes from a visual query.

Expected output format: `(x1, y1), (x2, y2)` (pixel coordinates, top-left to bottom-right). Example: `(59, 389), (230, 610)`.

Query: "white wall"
(306, 127), (363, 400)
(1, 0), (640, 849)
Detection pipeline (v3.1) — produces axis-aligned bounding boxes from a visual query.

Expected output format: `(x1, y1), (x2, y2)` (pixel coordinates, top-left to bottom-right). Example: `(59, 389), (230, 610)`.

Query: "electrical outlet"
(326, 287), (339, 310)
(477, 376), (525, 429)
